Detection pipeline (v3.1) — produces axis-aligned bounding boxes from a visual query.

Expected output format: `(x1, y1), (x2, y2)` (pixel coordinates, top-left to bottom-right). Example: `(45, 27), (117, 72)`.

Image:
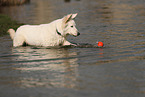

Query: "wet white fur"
(8, 13), (79, 47)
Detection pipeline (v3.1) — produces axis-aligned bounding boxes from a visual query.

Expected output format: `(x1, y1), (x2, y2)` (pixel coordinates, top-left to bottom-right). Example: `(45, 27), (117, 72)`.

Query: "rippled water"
(0, 0), (145, 97)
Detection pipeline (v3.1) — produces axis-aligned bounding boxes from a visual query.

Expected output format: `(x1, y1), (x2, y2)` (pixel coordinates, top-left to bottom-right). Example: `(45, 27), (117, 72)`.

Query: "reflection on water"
(10, 47), (78, 88)
(0, 0), (145, 97)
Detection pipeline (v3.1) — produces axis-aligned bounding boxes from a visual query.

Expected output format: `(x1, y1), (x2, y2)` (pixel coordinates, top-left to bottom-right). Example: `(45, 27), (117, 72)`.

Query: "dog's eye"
(71, 26), (73, 28)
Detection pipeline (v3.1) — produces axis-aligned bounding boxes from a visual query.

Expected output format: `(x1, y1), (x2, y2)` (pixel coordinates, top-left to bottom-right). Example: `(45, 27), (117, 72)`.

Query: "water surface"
(0, 0), (145, 97)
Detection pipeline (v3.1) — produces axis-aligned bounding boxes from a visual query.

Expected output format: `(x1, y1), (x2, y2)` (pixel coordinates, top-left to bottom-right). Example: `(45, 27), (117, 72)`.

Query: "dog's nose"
(77, 32), (80, 36)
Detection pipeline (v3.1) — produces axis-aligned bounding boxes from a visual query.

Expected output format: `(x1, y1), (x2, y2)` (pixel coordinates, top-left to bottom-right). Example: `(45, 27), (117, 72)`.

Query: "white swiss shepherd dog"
(8, 13), (80, 47)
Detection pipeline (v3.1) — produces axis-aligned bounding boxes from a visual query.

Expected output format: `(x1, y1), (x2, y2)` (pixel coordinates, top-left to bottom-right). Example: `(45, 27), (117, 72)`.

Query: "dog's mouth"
(73, 32), (80, 37)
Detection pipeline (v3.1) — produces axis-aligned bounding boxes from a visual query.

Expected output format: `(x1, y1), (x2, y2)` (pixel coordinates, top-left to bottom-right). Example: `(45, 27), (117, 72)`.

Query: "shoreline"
(0, 0), (30, 6)
(0, 14), (23, 36)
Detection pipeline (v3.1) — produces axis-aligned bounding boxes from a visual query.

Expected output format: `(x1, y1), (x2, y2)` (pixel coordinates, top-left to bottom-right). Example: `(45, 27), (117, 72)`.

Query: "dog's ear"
(72, 13), (78, 19)
(63, 14), (73, 24)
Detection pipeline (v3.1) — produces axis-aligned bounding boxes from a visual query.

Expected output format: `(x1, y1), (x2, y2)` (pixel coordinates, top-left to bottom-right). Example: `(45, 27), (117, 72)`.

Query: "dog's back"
(14, 19), (63, 46)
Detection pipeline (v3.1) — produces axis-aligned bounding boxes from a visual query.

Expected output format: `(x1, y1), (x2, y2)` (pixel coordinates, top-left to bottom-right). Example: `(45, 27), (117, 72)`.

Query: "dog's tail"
(7, 29), (15, 40)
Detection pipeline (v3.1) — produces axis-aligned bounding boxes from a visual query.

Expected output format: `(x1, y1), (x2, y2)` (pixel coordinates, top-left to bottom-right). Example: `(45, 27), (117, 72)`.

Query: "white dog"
(8, 13), (80, 47)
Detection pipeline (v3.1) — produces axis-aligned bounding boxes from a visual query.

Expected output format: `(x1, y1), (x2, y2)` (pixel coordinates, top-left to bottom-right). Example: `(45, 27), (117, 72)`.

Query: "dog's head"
(62, 13), (80, 37)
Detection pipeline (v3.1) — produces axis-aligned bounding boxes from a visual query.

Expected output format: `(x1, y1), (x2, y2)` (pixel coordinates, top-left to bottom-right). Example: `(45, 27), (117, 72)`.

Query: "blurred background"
(0, 0), (145, 97)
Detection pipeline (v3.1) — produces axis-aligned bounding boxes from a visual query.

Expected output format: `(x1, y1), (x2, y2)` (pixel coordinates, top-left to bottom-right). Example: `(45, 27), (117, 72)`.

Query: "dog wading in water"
(8, 13), (80, 47)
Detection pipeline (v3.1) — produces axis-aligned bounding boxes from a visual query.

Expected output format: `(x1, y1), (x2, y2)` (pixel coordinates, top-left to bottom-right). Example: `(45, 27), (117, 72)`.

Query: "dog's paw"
(63, 41), (77, 46)
(70, 43), (77, 46)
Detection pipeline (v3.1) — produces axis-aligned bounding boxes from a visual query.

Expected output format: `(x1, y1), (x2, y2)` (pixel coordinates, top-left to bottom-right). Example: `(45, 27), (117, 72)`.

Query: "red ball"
(97, 41), (104, 47)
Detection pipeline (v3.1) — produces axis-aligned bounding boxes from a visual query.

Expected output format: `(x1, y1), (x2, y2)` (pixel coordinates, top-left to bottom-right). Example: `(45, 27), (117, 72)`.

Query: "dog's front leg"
(63, 41), (77, 46)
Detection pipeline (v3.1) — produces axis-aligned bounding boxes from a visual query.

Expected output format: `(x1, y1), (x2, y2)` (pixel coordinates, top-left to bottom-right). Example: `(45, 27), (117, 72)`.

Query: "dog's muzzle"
(73, 32), (80, 37)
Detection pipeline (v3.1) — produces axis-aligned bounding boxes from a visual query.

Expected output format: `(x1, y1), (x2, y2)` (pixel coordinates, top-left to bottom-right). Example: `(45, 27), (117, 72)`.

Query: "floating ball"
(97, 41), (104, 47)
